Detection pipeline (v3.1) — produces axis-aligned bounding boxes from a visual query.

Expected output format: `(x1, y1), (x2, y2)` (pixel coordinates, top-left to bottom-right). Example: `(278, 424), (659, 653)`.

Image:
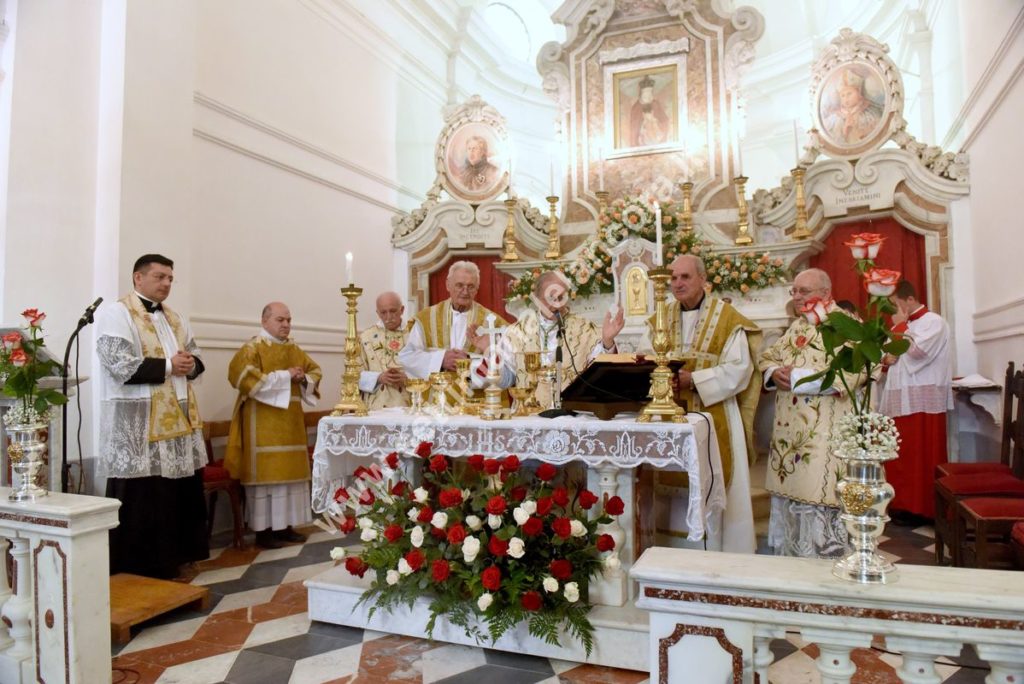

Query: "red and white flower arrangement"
(326, 443), (623, 655)
(0, 309), (67, 425)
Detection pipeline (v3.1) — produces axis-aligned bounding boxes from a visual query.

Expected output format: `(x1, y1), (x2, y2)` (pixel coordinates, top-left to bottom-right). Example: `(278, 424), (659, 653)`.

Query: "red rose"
(864, 267), (902, 297)
(391, 481), (408, 498)
(605, 496), (625, 516)
(549, 559), (572, 580)
(333, 487), (350, 503)
(417, 506), (434, 523)
(535, 463), (558, 481)
(7, 349), (25, 367)
(404, 548), (425, 571)
(509, 486), (527, 502)
(383, 524), (404, 543)
(483, 458), (501, 475)
(447, 523), (467, 545)
(21, 308), (45, 328)
(430, 527), (446, 539)
(501, 455), (521, 472)
(536, 497), (553, 516)
(431, 559), (450, 583)
(415, 441), (433, 459)
(344, 556), (368, 578)
(488, 535), (509, 557)
(481, 566), (501, 591)
(552, 487), (569, 507)
(596, 534), (615, 552)
(429, 454), (449, 473)
(522, 517), (543, 536)
(358, 489), (375, 506)
(339, 516), (357, 534)
(467, 454), (485, 471)
(578, 489), (599, 510)
(385, 451), (399, 469)
(521, 591), (542, 611)
(485, 496), (507, 515)
(552, 517), (572, 539)
(439, 487), (463, 508)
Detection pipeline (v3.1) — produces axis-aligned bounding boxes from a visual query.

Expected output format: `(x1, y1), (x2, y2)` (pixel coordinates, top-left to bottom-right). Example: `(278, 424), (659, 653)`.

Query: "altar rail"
(0, 488), (120, 684)
(631, 547), (1024, 684)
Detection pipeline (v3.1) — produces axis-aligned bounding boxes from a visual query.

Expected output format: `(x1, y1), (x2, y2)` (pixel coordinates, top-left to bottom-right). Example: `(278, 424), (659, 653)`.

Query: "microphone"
(77, 297), (103, 328)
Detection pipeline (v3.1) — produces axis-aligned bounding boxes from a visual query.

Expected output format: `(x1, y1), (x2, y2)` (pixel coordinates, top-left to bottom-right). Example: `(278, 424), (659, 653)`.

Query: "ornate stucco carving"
(598, 38), (691, 65)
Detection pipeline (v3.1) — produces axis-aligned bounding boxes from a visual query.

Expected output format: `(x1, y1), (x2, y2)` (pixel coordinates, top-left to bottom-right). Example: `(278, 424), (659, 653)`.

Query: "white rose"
(360, 527), (378, 542)
(358, 517), (374, 530)
(462, 488), (472, 501)
(521, 500), (537, 515)
(477, 592), (493, 611)
(407, 508), (419, 522)
(564, 582), (580, 603)
(570, 520), (587, 538)
(488, 514), (502, 529)
(431, 511), (449, 529)
(508, 537), (525, 559)
(542, 576), (558, 593)
(329, 547), (346, 561)
(463, 536), (481, 562)
(386, 569), (400, 585)
(604, 556), (622, 571)
(398, 558), (413, 575)
(512, 507), (530, 526)
(413, 487), (428, 503)
(410, 526), (424, 548)
(465, 515), (482, 531)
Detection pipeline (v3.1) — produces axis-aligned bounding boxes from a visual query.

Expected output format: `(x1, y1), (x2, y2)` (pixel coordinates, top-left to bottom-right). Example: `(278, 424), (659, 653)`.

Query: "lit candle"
(345, 252), (353, 285)
(598, 146), (605, 191)
(793, 119), (800, 167)
(654, 204), (663, 266)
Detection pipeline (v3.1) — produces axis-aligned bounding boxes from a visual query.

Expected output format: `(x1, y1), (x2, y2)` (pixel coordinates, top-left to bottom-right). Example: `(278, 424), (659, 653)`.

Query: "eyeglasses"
(450, 283), (478, 293)
(789, 287), (824, 297)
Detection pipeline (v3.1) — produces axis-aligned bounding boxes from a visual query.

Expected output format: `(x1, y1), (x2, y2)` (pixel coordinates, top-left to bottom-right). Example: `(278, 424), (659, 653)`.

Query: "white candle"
(598, 146), (605, 191)
(549, 161), (555, 196)
(737, 141), (744, 178)
(793, 119), (800, 167)
(507, 157), (514, 195)
(345, 252), (353, 285)
(654, 204), (663, 266)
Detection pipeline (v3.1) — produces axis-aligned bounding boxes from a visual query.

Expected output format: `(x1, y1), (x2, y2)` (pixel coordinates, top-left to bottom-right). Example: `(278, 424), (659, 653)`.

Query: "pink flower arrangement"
(0, 309), (67, 425)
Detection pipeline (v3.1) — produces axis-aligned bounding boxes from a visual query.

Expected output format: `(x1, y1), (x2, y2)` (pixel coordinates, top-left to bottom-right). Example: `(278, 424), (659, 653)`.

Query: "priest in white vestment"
(640, 255), (760, 554)
(96, 254), (209, 579)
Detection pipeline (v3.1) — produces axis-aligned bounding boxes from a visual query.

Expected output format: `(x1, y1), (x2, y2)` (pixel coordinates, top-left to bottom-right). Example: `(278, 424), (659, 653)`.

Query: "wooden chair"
(953, 497), (1024, 570)
(934, 363), (1024, 565)
(202, 420), (246, 549)
(935, 362), (1017, 479)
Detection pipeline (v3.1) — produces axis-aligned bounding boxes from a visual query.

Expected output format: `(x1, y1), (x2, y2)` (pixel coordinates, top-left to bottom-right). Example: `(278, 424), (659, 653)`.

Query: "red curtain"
(809, 218), (926, 311)
(428, 255), (515, 322)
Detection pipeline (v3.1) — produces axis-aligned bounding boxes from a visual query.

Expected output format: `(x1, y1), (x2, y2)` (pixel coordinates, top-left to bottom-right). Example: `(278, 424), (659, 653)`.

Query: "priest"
(95, 253), (209, 579)
(357, 291), (412, 410)
(641, 254), (760, 553)
(225, 302), (322, 549)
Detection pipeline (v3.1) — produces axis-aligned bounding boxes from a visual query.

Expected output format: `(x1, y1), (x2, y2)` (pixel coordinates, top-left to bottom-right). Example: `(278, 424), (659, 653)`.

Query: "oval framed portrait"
(443, 121), (507, 202)
(814, 62), (890, 156)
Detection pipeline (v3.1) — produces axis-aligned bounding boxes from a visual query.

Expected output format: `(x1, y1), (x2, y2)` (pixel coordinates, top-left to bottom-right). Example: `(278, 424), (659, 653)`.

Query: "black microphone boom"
(77, 297), (103, 329)
(61, 296), (103, 493)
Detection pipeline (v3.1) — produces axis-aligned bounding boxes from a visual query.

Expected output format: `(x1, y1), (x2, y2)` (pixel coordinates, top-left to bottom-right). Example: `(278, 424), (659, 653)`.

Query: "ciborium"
(429, 371), (455, 417)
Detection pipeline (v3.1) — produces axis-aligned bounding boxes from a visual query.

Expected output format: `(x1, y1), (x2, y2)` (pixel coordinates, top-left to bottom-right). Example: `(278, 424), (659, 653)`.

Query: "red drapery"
(428, 255), (515, 322)
(809, 218), (926, 309)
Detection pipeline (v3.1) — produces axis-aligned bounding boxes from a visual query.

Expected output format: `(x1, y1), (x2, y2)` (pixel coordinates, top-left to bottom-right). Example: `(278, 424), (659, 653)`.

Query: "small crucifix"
(478, 313), (505, 382)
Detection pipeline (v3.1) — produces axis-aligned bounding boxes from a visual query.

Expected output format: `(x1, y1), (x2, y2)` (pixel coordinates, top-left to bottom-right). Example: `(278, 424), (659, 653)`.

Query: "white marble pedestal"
(305, 564), (650, 671)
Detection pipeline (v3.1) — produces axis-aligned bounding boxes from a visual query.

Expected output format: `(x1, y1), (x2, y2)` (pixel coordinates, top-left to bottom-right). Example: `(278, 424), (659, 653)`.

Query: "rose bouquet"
(0, 309), (67, 426)
(327, 443), (624, 655)
(705, 252), (787, 294)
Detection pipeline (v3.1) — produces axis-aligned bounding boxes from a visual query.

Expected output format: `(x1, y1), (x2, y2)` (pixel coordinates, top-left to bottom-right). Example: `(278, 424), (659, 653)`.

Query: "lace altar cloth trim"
(311, 409), (725, 541)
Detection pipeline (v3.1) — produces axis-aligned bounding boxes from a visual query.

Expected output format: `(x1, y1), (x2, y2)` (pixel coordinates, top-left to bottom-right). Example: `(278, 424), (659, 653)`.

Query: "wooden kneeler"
(109, 574), (210, 645)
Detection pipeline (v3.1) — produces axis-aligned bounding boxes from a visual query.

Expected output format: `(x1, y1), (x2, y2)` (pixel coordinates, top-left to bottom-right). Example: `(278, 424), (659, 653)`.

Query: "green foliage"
(0, 311), (67, 424)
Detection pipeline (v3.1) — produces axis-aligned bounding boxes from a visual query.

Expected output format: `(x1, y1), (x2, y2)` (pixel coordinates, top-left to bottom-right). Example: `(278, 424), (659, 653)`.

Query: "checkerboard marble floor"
(110, 523), (990, 683)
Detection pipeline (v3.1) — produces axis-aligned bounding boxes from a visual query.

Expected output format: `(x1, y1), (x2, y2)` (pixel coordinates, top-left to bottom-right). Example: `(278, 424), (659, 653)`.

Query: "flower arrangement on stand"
(327, 444), (624, 655)
(0, 309), (67, 425)
(796, 232), (910, 583)
(706, 252), (788, 294)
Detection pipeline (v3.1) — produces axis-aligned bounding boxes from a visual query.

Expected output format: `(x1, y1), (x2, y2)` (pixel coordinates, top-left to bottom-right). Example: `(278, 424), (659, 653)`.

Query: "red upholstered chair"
(933, 363), (1024, 565)
(953, 497), (1024, 570)
(1012, 522), (1024, 570)
(202, 420), (246, 550)
(935, 362), (1017, 479)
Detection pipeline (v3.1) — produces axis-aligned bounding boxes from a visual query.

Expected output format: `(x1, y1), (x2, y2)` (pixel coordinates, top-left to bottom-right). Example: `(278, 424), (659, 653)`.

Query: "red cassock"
(886, 412), (948, 517)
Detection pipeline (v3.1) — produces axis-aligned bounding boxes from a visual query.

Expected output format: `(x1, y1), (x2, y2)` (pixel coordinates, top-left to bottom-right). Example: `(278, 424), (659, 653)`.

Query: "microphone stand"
(60, 303), (100, 493)
(554, 315), (563, 410)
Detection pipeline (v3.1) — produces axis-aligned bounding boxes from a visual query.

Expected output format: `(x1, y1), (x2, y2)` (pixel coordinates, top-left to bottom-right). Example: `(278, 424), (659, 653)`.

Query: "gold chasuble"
(225, 337), (322, 486)
(359, 323), (411, 411)
(120, 294), (201, 442)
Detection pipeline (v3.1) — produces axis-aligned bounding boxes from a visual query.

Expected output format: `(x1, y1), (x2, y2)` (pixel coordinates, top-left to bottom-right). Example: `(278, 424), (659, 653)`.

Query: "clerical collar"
(908, 305), (928, 322)
(680, 294), (705, 313)
(259, 328), (288, 344)
(135, 292), (162, 313)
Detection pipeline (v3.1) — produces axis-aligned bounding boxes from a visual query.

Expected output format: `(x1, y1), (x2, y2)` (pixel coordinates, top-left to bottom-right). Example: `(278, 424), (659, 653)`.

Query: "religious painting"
(610, 63), (680, 154)
(815, 62), (887, 150)
(443, 121), (507, 202)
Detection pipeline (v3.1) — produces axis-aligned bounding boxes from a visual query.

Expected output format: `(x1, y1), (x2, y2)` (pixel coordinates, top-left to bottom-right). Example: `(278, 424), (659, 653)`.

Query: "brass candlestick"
(544, 195), (561, 259)
(332, 284), (369, 416)
(596, 190), (609, 215)
(501, 198), (520, 262)
(678, 181), (694, 233)
(638, 267), (686, 423)
(790, 166), (812, 240)
(733, 175), (753, 246)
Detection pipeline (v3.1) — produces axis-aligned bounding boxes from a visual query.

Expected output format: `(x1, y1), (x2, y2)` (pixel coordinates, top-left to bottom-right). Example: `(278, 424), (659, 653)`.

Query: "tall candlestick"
(598, 146), (605, 191)
(345, 252), (353, 285)
(793, 119), (800, 167)
(654, 204), (663, 266)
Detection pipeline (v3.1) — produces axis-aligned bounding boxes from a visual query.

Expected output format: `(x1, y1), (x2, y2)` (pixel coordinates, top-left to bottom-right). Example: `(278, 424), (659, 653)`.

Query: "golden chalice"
(429, 371), (455, 417)
(405, 378), (429, 415)
(508, 387), (534, 417)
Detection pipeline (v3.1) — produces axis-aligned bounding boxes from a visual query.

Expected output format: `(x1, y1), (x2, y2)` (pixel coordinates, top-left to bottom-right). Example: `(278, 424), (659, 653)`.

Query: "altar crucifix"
(478, 313), (505, 419)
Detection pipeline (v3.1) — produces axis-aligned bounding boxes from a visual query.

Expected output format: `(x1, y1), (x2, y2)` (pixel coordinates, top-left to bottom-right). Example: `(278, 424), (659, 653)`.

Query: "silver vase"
(6, 422), (49, 502)
(832, 451), (897, 583)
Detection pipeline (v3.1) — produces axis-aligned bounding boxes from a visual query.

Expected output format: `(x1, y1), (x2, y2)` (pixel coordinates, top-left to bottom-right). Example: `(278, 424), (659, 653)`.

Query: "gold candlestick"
(733, 175), (753, 246)
(501, 198), (520, 262)
(678, 181), (694, 233)
(638, 267), (686, 423)
(596, 190), (609, 215)
(332, 284), (368, 416)
(544, 195), (561, 259)
(790, 166), (812, 240)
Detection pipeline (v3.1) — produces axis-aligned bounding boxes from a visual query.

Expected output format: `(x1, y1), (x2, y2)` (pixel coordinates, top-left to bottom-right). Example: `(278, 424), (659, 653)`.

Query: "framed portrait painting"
(813, 62), (891, 155)
(606, 60), (684, 157)
(442, 121), (508, 202)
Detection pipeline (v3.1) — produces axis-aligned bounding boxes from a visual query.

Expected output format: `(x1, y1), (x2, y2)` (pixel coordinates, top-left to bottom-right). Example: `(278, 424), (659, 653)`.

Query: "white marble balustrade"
(631, 547), (1024, 684)
(0, 488), (120, 684)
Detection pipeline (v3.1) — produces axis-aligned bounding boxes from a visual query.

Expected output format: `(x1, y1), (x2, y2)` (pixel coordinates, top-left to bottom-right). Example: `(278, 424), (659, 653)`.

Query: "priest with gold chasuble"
(641, 255), (760, 553)
(225, 302), (322, 549)
(357, 291), (412, 410)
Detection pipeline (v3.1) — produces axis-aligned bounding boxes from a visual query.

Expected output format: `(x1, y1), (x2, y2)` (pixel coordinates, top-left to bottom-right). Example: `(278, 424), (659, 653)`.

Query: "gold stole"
(120, 294), (201, 443)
